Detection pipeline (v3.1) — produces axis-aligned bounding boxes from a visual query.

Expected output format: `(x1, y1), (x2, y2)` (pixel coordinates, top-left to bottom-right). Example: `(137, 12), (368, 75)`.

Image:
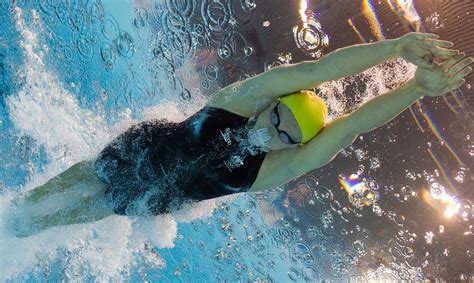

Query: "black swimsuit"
(95, 107), (267, 215)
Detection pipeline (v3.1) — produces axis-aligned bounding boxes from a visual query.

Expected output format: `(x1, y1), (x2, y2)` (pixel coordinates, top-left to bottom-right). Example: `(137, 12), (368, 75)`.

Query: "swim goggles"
(270, 102), (300, 145)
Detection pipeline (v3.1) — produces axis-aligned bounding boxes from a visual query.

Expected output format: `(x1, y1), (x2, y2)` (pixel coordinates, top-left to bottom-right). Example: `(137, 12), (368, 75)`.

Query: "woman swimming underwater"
(11, 32), (473, 236)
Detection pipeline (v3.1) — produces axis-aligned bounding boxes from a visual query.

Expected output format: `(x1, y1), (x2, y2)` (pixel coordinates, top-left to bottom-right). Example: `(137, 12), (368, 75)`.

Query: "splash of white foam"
(7, 8), (109, 167)
(132, 215), (178, 249)
(174, 194), (240, 223)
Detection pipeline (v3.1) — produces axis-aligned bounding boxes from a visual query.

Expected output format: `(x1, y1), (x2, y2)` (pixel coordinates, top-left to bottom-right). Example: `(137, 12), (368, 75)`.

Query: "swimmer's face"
(254, 101), (302, 151)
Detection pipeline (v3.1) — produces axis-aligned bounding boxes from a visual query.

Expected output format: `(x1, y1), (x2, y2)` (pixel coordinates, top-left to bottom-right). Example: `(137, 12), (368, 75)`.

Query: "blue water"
(1, 0), (472, 281)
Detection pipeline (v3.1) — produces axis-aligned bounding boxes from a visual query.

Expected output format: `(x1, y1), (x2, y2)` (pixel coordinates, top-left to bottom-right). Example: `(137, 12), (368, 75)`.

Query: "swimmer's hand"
(395, 32), (457, 68)
(414, 52), (473, 97)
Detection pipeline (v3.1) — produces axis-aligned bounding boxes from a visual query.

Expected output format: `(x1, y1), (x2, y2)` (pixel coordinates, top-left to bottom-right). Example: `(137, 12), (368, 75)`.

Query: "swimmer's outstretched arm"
(210, 33), (456, 117)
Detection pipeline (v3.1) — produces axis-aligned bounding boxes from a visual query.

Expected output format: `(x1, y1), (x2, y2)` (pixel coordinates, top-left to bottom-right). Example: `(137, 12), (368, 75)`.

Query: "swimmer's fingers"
(421, 38), (454, 49)
(441, 53), (466, 71)
(440, 57), (473, 93)
(443, 78), (466, 94)
(429, 46), (459, 60)
(446, 57), (474, 78)
(413, 32), (440, 40)
(450, 64), (473, 82)
(421, 38), (457, 59)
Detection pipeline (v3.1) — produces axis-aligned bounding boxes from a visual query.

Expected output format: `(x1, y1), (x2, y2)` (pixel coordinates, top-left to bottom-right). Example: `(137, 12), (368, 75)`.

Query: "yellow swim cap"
(278, 90), (328, 144)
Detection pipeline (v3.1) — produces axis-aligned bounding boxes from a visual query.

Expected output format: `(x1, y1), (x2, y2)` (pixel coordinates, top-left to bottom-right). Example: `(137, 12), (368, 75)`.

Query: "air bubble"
(240, 0), (256, 12)
(200, 80), (209, 89)
(442, 248), (449, 256)
(100, 43), (115, 67)
(306, 226), (318, 238)
(457, 199), (472, 222)
(292, 15), (329, 58)
(218, 44), (232, 60)
(429, 182), (445, 199)
(133, 8), (148, 29)
(396, 186), (416, 202)
(319, 239), (333, 253)
(424, 231), (434, 244)
(367, 179), (379, 191)
(193, 23), (205, 36)
(354, 149), (366, 161)
(348, 184), (378, 209)
(75, 35), (93, 60)
(304, 176), (318, 188)
(439, 225), (444, 233)
(173, 268), (181, 276)
(287, 267), (300, 281)
(243, 46), (253, 56)
(352, 240), (366, 255)
(180, 89), (191, 101)
(321, 210), (333, 226)
(454, 167), (466, 183)
(263, 52), (292, 71)
(426, 12), (445, 30)
(101, 15), (120, 40)
(302, 266), (320, 281)
(116, 31), (135, 58)
(405, 170), (416, 180)
(204, 64), (219, 81)
(332, 261), (349, 273)
(369, 157), (380, 170)
(315, 186), (333, 204)
(62, 45), (73, 60)
(201, 0), (231, 32)
(388, 211), (406, 226)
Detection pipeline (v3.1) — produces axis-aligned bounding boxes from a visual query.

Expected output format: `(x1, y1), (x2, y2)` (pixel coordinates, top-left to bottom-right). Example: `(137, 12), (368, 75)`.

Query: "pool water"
(0, 0), (473, 281)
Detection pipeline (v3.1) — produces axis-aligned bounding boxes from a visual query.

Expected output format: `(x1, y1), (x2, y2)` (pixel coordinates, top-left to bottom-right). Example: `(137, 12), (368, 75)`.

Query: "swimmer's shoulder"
(205, 100), (254, 118)
(204, 100), (266, 118)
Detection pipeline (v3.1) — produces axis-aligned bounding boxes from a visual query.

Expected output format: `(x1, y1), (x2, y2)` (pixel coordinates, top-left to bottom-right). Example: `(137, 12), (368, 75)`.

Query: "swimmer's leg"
(22, 161), (96, 204)
(29, 189), (114, 234)
(10, 161), (115, 237)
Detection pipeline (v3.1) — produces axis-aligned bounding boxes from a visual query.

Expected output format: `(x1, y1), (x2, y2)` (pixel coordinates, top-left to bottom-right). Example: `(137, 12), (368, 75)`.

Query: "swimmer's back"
(95, 107), (267, 215)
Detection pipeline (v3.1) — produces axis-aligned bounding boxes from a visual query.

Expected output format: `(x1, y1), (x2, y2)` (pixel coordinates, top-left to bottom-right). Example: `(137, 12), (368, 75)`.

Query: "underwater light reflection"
(422, 185), (465, 220)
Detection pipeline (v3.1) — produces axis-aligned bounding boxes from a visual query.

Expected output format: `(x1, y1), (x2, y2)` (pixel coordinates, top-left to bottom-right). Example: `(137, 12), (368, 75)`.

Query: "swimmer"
(10, 32), (473, 237)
